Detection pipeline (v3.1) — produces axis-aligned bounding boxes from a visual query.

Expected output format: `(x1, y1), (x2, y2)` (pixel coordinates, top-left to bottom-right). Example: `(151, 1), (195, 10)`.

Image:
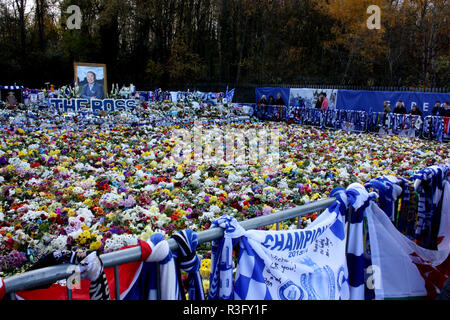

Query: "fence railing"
(3, 197), (336, 300)
(255, 105), (450, 141)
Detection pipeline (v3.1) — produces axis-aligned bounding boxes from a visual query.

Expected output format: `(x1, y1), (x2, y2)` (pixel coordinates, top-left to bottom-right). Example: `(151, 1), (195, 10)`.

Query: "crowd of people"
(259, 92), (450, 118)
(382, 100), (450, 117)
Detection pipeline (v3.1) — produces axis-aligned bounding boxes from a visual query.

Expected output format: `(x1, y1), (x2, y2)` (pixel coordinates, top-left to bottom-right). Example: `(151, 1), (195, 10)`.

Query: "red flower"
(31, 162), (40, 168)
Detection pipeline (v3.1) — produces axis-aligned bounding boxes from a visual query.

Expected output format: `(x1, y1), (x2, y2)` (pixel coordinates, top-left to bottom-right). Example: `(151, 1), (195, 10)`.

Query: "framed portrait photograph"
(1, 88), (23, 106)
(74, 62), (108, 100)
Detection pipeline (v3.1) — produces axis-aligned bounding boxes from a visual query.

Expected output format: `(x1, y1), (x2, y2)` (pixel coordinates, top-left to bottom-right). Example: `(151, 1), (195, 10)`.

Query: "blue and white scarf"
(364, 176), (403, 222)
(412, 164), (449, 249)
(172, 230), (205, 300)
(208, 216), (246, 300)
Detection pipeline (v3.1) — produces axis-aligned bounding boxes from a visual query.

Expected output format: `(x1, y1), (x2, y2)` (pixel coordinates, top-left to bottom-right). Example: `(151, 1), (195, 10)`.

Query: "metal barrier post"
(67, 283), (72, 300)
(114, 265), (120, 300)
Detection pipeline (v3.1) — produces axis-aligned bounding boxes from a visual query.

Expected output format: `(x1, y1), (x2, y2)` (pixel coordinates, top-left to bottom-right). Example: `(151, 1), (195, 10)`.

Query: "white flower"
(72, 186), (84, 194)
(338, 168), (350, 180)
(0, 212), (4, 222)
(204, 178), (214, 187)
(135, 169), (146, 179)
(228, 172), (241, 183)
(209, 205), (221, 214)
(76, 207), (94, 227)
(104, 234), (138, 252)
(278, 179), (289, 190)
(200, 211), (215, 221)
(20, 210), (48, 223)
(175, 172), (184, 179)
(48, 235), (68, 251)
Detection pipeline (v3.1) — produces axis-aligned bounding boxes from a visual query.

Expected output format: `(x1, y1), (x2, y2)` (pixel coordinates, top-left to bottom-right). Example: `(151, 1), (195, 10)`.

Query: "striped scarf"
(396, 178), (418, 241)
(341, 184), (378, 300)
(364, 176), (403, 222)
(74, 251), (110, 300)
(208, 215), (245, 300)
(172, 230), (205, 300)
(413, 165), (449, 249)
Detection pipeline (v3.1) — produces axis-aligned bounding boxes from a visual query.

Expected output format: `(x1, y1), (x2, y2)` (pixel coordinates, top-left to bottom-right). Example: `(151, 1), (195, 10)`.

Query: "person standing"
(315, 95), (323, 109)
(393, 101), (407, 114)
(321, 92), (329, 111)
(441, 102), (450, 117)
(260, 95), (268, 105)
(382, 101), (392, 113)
(432, 101), (443, 116)
(275, 92), (285, 105)
(409, 103), (423, 117)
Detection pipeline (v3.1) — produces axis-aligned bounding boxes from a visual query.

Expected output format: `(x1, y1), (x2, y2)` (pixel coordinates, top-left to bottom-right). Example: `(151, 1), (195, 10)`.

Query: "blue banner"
(336, 90), (450, 116)
(255, 88), (290, 106)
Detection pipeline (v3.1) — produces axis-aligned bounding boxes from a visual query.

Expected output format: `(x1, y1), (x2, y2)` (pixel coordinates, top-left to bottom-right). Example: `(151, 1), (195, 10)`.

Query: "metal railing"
(3, 197), (336, 300)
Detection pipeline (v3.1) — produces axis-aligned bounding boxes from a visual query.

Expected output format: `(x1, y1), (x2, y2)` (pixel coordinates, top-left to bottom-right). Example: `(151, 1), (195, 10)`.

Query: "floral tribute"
(0, 115), (448, 277)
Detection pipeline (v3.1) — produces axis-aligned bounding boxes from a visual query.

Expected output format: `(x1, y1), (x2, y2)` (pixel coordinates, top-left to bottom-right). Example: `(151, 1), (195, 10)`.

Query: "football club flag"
(366, 201), (450, 299)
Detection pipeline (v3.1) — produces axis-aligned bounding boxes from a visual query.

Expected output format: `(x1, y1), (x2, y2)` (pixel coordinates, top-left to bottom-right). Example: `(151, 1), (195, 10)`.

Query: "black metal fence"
(133, 82), (449, 104)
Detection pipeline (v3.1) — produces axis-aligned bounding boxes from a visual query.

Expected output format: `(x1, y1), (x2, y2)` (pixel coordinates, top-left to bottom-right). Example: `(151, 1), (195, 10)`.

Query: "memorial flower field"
(0, 120), (448, 277)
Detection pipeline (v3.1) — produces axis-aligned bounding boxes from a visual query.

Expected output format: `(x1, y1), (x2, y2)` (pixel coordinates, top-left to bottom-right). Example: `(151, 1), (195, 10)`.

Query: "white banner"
(289, 88), (339, 109)
(234, 208), (349, 300)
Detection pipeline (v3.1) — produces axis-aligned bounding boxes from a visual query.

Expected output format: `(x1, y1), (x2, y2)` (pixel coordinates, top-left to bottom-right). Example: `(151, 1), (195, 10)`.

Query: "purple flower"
(0, 156), (8, 166)
(204, 195), (210, 202)
(0, 250), (27, 270)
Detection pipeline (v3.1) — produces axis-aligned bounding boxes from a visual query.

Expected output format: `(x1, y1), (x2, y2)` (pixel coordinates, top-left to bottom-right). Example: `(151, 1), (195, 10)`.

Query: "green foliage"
(0, 0), (448, 88)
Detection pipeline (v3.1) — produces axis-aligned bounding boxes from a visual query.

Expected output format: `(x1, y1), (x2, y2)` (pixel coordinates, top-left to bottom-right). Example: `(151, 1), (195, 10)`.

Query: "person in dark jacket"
(441, 102), (450, 117)
(315, 95), (324, 109)
(268, 96), (275, 105)
(393, 101), (407, 114)
(432, 101), (442, 116)
(260, 95), (268, 105)
(409, 103), (423, 117)
(275, 92), (285, 106)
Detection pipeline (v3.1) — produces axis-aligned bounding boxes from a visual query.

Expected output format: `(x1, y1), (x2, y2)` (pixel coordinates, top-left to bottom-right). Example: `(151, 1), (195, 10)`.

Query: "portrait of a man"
(74, 62), (107, 100)
(81, 71), (104, 100)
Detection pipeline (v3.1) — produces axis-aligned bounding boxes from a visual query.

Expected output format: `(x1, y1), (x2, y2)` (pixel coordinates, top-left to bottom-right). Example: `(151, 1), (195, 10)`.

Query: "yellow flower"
(83, 199), (94, 208)
(311, 193), (320, 201)
(89, 240), (102, 251)
(49, 212), (57, 218)
(200, 259), (211, 278)
(202, 279), (210, 294)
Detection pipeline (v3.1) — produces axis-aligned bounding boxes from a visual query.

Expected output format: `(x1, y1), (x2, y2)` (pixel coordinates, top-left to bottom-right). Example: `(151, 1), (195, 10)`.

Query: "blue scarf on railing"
(172, 230), (205, 300)
(333, 184), (378, 300)
(366, 176), (403, 222)
(412, 164), (449, 249)
(208, 215), (246, 300)
(396, 177), (417, 240)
